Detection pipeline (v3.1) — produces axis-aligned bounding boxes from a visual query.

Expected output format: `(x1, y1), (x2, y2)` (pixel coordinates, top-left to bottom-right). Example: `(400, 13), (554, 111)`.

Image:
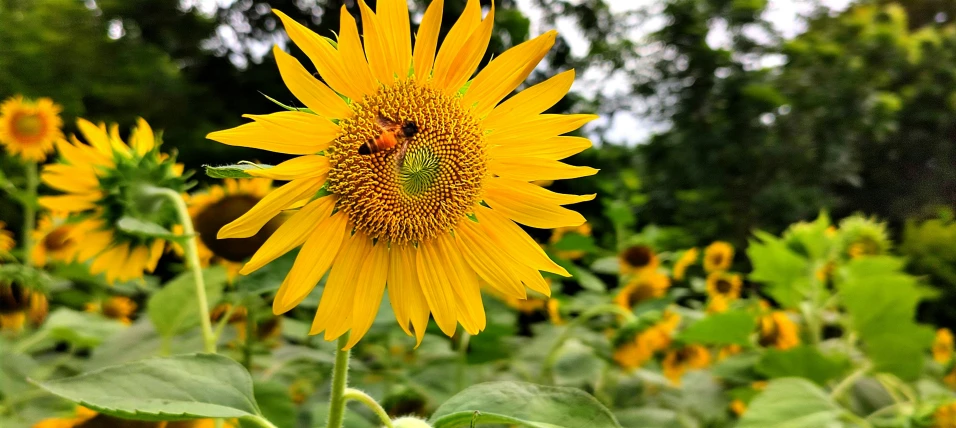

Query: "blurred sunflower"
(730, 399), (747, 417)
(934, 328), (954, 364)
(547, 298), (564, 325)
(31, 213), (81, 266)
(613, 310), (680, 370)
(706, 271), (742, 302)
(703, 241), (734, 273)
(839, 215), (890, 259)
(757, 311), (800, 350)
(39, 118), (186, 283)
(183, 178), (277, 278)
(0, 221), (14, 257)
(934, 402), (956, 428)
(662, 344), (711, 386)
(548, 223), (591, 260)
(672, 247), (697, 281)
(85, 296), (137, 325)
(208, 0), (596, 347)
(0, 281), (48, 333)
(618, 245), (659, 276)
(0, 95), (63, 161)
(717, 344), (741, 360)
(33, 406), (237, 428)
(615, 272), (670, 310)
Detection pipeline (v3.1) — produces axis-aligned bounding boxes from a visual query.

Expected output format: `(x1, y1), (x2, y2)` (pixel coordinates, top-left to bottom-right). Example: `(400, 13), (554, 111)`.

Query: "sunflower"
(839, 215), (890, 259)
(39, 118), (186, 284)
(703, 241), (734, 273)
(717, 344), (741, 360)
(0, 281), (48, 333)
(549, 222), (592, 260)
(935, 402), (956, 428)
(208, 0), (596, 347)
(33, 406), (237, 428)
(935, 328), (955, 365)
(662, 344), (711, 386)
(618, 245), (659, 276)
(672, 247), (697, 281)
(184, 178), (276, 277)
(706, 271), (742, 301)
(85, 296), (138, 325)
(615, 272), (671, 310)
(757, 311), (800, 350)
(0, 221), (14, 257)
(613, 310), (680, 370)
(0, 95), (63, 161)
(31, 213), (81, 266)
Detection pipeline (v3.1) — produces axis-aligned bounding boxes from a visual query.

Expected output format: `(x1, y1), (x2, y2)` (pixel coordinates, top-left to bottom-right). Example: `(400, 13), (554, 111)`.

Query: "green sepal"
(259, 91), (315, 114)
(116, 216), (183, 241)
(204, 163), (274, 179)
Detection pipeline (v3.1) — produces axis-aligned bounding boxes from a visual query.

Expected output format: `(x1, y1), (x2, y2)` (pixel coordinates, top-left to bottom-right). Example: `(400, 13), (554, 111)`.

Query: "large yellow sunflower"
(208, 0), (596, 347)
(0, 95), (63, 161)
(39, 118), (186, 283)
(31, 213), (81, 266)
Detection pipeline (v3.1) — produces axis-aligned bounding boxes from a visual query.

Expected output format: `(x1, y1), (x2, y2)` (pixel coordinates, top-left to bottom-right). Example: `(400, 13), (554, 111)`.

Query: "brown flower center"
(43, 226), (74, 252)
(716, 278), (733, 294)
(11, 112), (44, 143)
(196, 195), (279, 262)
(622, 245), (654, 268)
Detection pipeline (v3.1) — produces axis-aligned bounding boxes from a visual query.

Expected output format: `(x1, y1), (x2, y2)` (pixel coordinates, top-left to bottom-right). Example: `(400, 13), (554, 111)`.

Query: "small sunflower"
(209, 0), (597, 347)
(39, 118), (186, 283)
(613, 310), (680, 370)
(615, 272), (671, 310)
(184, 178), (276, 277)
(706, 271), (742, 301)
(33, 406), (237, 428)
(935, 328), (954, 365)
(0, 221), (15, 257)
(0, 95), (63, 161)
(0, 281), (48, 333)
(662, 344), (711, 386)
(757, 311), (800, 350)
(935, 402), (956, 428)
(549, 222), (592, 260)
(618, 245), (659, 276)
(703, 241), (734, 273)
(31, 213), (81, 266)
(85, 296), (138, 325)
(672, 247), (698, 281)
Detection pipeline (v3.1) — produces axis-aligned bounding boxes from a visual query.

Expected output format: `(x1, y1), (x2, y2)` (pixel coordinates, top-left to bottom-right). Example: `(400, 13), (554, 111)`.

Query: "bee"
(359, 114), (418, 155)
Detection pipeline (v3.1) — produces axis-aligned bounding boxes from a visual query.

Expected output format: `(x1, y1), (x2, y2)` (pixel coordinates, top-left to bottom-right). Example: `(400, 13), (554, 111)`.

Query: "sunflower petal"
(346, 242), (390, 348)
(484, 181), (591, 229)
(484, 70), (575, 129)
(489, 157), (598, 181)
(473, 205), (570, 277)
(207, 112), (337, 155)
(132, 118), (155, 156)
(436, 3), (494, 94)
(76, 119), (112, 155)
(38, 193), (103, 212)
(434, 232), (485, 334)
(336, 7), (378, 94)
(273, 45), (352, 119)
(413, 0), (443, 78)
(242, 196), (336, 275)
(488, 135), (592, 160)
(377, 0), (412, 76)
(432, 0), (481, 89)
(486, 114), (598, 146)
(273, 211), (348, 314)
(463, 30), (557, 118)
(247, 155), (330, 180)
(358, 0), (395, 83)
(312, 231), (373, 339)
(218, 177), (324, 239)
(416, 238), (458, 336)
(455, 219), (526, 299)
(387, 244), (429, 344)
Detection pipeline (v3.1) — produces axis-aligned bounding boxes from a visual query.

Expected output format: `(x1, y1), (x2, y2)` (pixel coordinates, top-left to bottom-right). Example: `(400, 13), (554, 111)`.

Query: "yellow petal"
(273, 211), (348, 314)
(416, 238), (458, 336)
(431, 0), (481, 89)
(484, 70), (575, 129)
(218, 177), (324, 239)
(76, 118), (112, 154)
(312, 231), (373, 339)
(488, 135), (592, 160)
(272, 45), (352, 119)
(455, 219), (526, 299)
(247, 155), (330, 180)
(207, 111), (337, 155)
(242, 195), (337, 275)
(147, 239), (165, 272)
(387, 244), (429, 344)
(463, 30), (557, 118)
(132, 118), (155, 156)
(413, 0), (443, 78)
(473, 205), (570, 277)
(434, 232), (485, 334)
(55, 138), (112, 168)
(484, 178), (592, 228)
(515, 264), (552, 296)
(346, 242), (390, 348)
(435, 2), (494, 94)
(489, 157), (598, 181)
(359, 0), (398, 82)
(335, 7), (377, 94)
(377, 0), (411, 77)
(38, 193), (102, 212)
(486, 114), (598, 146)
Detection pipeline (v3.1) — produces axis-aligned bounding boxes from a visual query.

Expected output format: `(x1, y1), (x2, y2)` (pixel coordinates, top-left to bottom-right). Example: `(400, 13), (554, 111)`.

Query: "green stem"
(343, 388), (393, 428)
(540, 304), (636, 382)
(456, 332), (471, 392)
(22, 160), (37, 265)
(243, 314), (256, 371)
(147, 186), (215, 354)
(327, 333), (352, 428)
(830, 362), (871, 400)
(799, 302), (822, 345)
(242, 415), (280, 428)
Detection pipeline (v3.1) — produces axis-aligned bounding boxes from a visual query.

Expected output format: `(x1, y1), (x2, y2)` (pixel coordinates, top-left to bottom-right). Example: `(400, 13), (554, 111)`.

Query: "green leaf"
(116, 216), (178, 240)
(552, 341), (603, 387)
(676, 310), (756, 346)
(569, 264), (606, 292)
(430, 381), (622, 428)
(204, 163), (274, 179)
(589, 256), (619, 274)
(737, 378), (844, 428)
(747, 232), (811, 308)
(43, 308), (127, 348)
(552, 233), (598, 253)
(34, 354), (261, 420)
(755, 346), (850, 386)
(246, 382), (295, 428)
(603, 200), (635, 230)
(147, 266), (228, 337)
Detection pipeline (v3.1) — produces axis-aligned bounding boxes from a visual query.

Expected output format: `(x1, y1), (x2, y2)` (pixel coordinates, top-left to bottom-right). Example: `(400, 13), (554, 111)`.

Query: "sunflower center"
(11, 113), (44, 142)
(196, 195), (279, 262)
(716, 279), (733, 294)
(627, 284), (655, 307)
(43, 226), (74, 252)
(327, 80), (486, 244)
(623, 246), (654, 267)
(758, 318), (780, 346)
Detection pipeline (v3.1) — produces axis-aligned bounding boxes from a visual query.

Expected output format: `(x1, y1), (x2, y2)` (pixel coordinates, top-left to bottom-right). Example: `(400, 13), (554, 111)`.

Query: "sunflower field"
(2, 0), (956, 427)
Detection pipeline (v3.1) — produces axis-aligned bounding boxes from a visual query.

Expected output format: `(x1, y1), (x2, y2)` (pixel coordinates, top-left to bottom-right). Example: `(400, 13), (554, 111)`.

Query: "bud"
(391, 417), (433, 428)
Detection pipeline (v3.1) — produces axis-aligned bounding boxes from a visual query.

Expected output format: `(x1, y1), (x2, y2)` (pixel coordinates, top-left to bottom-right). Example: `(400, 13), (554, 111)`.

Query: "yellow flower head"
(758, 311), (800, 350)
(934, 401), (956, 428)
(0, 95), (63, 161)
(549, 223), (592, 260)
(0, 281), (48, 333)
(31, 213), (81, 267)
(207, 0), (597, 348)
(672, 247), (698, 281)
(85, 296), (137, 325)
(39, 118), (186, 284)
(703, 241), (734, 273)
(613, 310), (680, 371)
(546, 298), (564, 325)
(706, 271), (742, 301)
(615, 272), (671, 310)
(662, 344), (711, 386)
(619, 245), (659, 276)
(0, 221), (14, 256)
(934, 328), (955, 365)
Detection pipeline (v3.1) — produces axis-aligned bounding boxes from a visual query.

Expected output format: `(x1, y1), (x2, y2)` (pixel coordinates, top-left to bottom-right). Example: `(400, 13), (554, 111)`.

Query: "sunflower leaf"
(116, 216), (179, 240)
(204, 163), (273, 179)
(430, 381), (622, 428)
(676, 310), (756, 346)
(32, 354), (262, 421)
(736, 378), (844, 428)
(147, 266), (228, 337)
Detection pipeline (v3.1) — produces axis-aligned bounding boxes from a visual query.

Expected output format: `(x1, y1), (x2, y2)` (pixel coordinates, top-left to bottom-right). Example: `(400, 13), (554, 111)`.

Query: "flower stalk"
(343, 388), (393, 428)
(327, 332), (352, 428)
(541, 303), (637, 381)
(22, 160), (37, 265)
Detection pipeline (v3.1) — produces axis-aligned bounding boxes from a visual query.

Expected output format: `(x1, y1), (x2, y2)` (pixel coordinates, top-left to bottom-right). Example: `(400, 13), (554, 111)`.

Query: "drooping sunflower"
(757, 311), (800, 350)
(85, 296), (138, 325)
(615, 272), (671, 310)
(0, 222), (14, 257)
(662, 344), (711, 386)
(184, 178), (277, 277)
(208, 0), (597, 347)
(935, 328), (954, 365)
(31, 213), (81, 266)
(706, 271), (742, 302)
(703, 241), (734, 273)
(618, 244), (659, 276)
(39, 119), (186, 283)
(672, 247), (697, 281)
(0, 95), (63, 161)
(549, 222), (592, 260)
(0, 281), (48, 333)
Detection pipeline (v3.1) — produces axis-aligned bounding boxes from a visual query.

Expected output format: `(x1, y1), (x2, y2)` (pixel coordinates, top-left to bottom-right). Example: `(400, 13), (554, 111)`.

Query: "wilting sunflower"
(618, 245), (659, 276)
(0, 221), (14, 257)
(184, 178), (277, 277)
(706, 271), (742, 302)
(85, 296), (138, 325)
(662, 344), (711, 386)
(0, 95), (63, 161)
(549, 222), (592, 260)
(0, 281), (48, 333)
(703, 241), (734, 273)
(39, 118), (186, 283)
(31, 213), (81, 266)
(935, 328), (954, 365)
(208, 0), (597, 347)
(672, 247), (697, 281)
(757, 311), (800, 350)
(615, 272), (671, 310)
(33, 406), (237, 428)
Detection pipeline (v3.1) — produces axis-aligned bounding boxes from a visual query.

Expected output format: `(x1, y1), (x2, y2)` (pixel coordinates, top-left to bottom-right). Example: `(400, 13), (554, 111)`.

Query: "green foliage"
(147, 266), (227, 337)
(676, 311), (756, 346)
(116, 216), (178, 240)
(204, 164), (273, 179)
(747, 231), (811, 308)
(755, 346), (850, 386)
(737, 378), (844, 427)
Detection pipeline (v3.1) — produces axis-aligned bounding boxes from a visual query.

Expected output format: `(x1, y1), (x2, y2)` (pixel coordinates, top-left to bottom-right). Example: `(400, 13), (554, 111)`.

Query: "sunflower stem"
(22, 160), (37, 265)
(327, 332), (352, 428)
(343, 388), (393, 428)
(540, 303), (636, 382)
(456, 332), (471, 392)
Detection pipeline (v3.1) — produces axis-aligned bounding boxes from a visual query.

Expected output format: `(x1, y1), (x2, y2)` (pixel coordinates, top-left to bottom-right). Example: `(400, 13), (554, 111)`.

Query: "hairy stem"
(343, 388), (393, 428)
(327, 333), (352, 428)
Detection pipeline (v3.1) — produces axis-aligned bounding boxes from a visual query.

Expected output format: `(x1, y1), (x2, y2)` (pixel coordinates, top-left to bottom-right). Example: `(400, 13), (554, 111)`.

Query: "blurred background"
(1, 0), (954, 321)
